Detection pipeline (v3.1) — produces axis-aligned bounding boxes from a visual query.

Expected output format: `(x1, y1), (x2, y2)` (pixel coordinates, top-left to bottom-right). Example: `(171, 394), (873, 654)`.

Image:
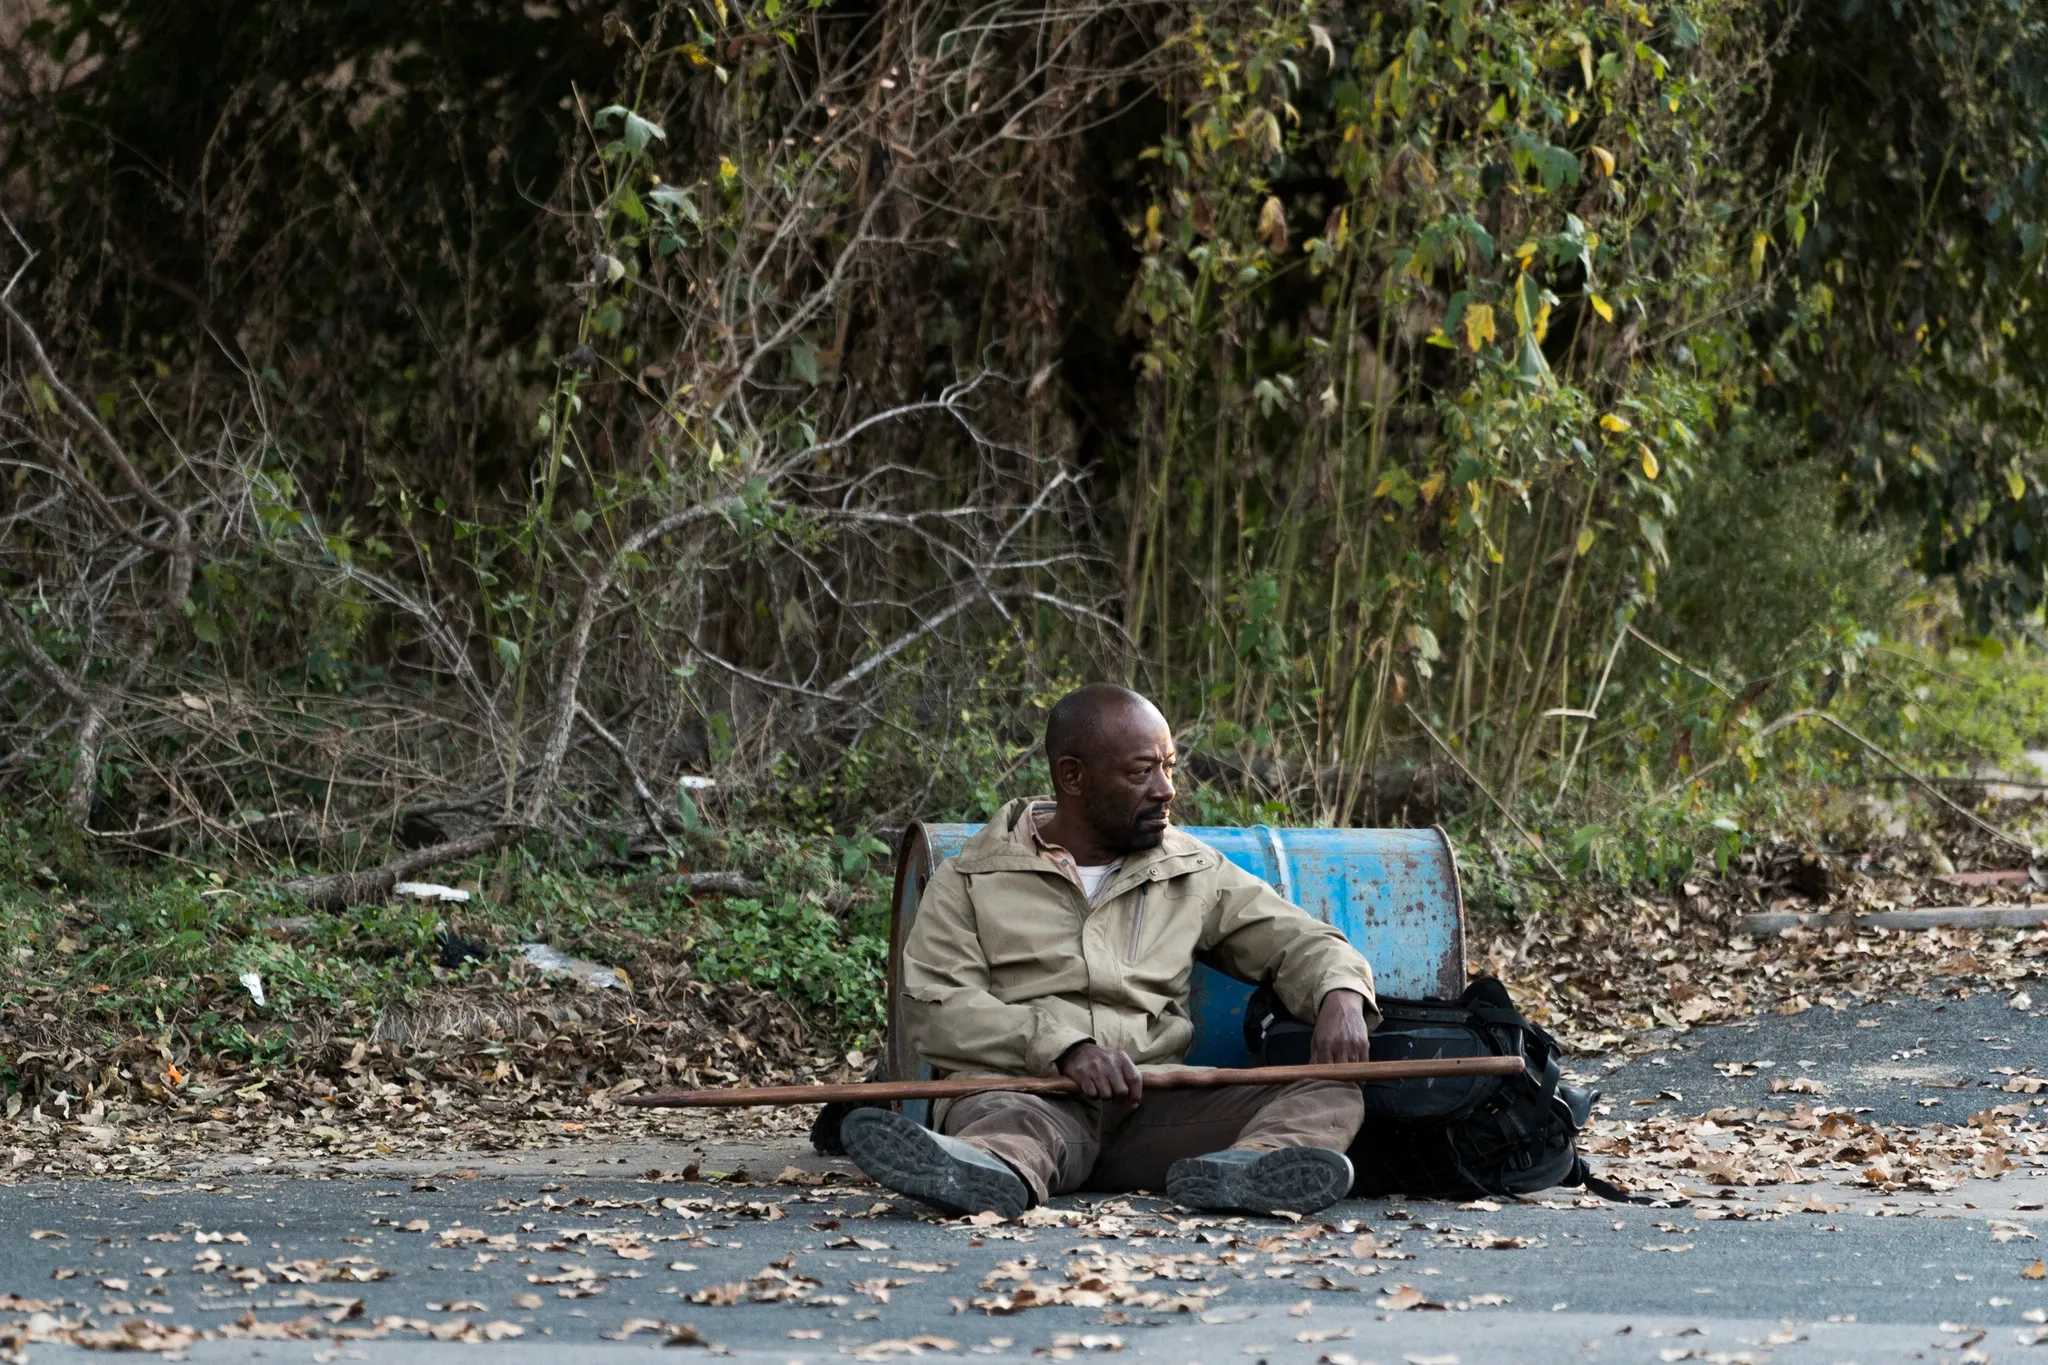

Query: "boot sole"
(1165, 1147), (1353, 1215)
(839, 1108), (1029, 1218)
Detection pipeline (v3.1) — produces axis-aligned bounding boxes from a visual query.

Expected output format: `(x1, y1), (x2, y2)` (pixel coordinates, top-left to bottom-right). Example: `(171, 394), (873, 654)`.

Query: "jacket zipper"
(1125, 885), (1149, 959)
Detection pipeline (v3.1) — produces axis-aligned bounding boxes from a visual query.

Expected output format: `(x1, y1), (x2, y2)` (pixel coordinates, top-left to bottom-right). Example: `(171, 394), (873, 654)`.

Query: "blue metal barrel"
(883, 821), (1464, 1119)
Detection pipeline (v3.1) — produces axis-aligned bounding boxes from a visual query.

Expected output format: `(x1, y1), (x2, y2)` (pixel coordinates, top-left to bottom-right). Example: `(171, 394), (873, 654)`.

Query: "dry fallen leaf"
(510, 1292), (542, 1310)
(2022, 1260), (2047, 1280)
(853, 1337), (964, 1361)
(1288, 1299), (1313, 1317)
(1297, 1327), (1354, 1343)
(1048, 1334), (1120, 1352)
(689, 1282), (746, 1306)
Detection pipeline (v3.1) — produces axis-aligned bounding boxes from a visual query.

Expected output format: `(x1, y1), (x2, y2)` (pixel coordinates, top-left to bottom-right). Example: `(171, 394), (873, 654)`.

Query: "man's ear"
(1052, 754), (1086, 797)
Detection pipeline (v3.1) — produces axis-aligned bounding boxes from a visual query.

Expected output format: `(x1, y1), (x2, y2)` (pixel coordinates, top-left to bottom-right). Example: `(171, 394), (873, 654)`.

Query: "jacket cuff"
(1312, 976), (1382, 1031)
(1027, 1021), (1095, 1077)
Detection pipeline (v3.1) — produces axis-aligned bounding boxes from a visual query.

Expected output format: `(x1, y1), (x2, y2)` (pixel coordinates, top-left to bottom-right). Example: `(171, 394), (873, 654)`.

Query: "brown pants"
(941, 1080), (1363, 1203)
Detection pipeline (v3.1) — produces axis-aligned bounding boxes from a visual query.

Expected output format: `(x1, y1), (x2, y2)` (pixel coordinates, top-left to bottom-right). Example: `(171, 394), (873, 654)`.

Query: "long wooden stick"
(620, 1056), (1526, 1109)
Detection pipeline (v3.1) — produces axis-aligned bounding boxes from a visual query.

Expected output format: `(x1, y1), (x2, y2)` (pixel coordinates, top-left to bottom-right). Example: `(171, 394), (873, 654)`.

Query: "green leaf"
(1463, 218), (1494, 264)
(1442, 290), (1471, 335)
(494, 636), (521, 672)
(674, 787), (703, 833)
(1540, 145), (1581, 193)
(615, 184), (648, 227)
(623, 111), (666, 153)
(1637, 513), (1668, 565)
(789, 342), (820, 385)
(648, 183), (700, 224)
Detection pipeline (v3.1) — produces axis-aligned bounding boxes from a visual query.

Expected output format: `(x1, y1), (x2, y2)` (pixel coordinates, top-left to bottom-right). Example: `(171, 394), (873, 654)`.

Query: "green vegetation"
(6, 0), (2048, 1079)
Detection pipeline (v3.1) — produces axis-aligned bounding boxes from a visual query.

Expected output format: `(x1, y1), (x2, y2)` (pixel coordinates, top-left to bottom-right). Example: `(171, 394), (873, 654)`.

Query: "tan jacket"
(902, 798), (1380, 1079)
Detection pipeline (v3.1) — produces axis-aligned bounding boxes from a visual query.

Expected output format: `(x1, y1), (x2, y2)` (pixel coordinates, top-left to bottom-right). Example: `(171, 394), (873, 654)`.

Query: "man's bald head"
(1044, 683), (1163, 768)
(1040, 684), (1177, 857)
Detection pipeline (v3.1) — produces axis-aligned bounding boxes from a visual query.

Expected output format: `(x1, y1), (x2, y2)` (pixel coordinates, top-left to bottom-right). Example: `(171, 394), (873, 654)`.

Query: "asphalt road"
(6, 992), (2046, 1365)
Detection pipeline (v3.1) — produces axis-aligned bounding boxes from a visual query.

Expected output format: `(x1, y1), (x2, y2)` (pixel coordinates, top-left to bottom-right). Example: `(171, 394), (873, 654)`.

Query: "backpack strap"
(1569, 1156), (1657, 1205)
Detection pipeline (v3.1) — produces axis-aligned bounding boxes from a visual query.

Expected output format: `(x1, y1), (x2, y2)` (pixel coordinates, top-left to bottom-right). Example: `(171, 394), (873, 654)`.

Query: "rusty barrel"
(884, 823), (1465, 1125)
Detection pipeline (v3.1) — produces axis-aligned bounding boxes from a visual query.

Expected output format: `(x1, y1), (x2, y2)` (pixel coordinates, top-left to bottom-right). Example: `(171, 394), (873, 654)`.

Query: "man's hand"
(1057, 1041), (1143, 1106)
(1311, 989), (1372, 1064)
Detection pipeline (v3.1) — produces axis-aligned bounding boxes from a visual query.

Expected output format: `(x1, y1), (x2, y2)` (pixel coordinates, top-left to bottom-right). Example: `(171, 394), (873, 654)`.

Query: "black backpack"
(1245, 975), (1645, 1203)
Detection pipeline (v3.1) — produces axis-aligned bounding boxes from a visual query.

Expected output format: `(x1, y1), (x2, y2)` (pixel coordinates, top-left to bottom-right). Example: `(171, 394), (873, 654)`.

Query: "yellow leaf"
(718, 156), (739, 181)
(1640, 445), (1660, 480)
(2024, 1260), (2047, 1280)
(1599, 413), (1632, 433)
(2009, 468), (2027, 501)
(1258, 196), (1288, 253)
(1590, 145), (1616, 178)
(1579, 43), (1594, 89)
(1143, 204), (1163, 250)
(1576, 526), (1596, 556)
(1589, 293), (1615, 323)
(1534, 301), (1552, 344)
(1750, 231), (1771, 276)
(1418, 471), (1446, 504)
(1463, 302), (1497, 351)
(1515, 240), (1540, 264)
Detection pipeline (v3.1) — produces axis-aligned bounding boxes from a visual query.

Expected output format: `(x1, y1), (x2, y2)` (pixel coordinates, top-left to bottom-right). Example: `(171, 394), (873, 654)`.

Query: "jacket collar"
(950, 797), (1215, 885)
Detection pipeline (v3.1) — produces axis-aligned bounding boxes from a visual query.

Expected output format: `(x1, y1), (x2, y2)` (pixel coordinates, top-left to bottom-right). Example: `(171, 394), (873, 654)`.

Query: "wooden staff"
(620, 1055), (1525, 1109)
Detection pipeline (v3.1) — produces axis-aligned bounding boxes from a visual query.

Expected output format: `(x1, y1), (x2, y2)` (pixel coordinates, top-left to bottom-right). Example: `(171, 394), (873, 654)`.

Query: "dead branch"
(276, 824), (525, 911)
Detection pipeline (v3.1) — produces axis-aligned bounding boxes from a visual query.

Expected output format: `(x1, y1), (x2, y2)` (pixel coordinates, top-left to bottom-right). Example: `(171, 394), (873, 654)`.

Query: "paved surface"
(1572, 988), (2045, 1130)
(7, 993), (2047, 1364)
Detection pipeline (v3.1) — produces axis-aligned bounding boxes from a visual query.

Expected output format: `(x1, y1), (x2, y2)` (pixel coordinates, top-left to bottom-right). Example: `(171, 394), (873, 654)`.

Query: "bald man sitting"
(840, 684), (1378, 1217)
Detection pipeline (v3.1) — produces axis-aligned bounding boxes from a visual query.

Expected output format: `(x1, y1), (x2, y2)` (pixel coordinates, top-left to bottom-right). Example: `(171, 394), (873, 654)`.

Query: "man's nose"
(1149, 769), (1175, 803)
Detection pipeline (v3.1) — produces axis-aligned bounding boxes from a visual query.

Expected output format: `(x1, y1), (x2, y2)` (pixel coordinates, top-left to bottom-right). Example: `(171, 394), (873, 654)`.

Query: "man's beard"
(1089, 792), (1170, 855)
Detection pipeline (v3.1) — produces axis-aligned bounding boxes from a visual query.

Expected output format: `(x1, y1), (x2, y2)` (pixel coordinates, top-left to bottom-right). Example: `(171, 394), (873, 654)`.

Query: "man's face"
(1066, 704), (1177, 855)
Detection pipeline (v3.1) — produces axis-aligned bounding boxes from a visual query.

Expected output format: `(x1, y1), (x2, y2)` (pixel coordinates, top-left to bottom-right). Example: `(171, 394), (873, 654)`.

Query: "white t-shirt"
(1076, 863), (1121, 902)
